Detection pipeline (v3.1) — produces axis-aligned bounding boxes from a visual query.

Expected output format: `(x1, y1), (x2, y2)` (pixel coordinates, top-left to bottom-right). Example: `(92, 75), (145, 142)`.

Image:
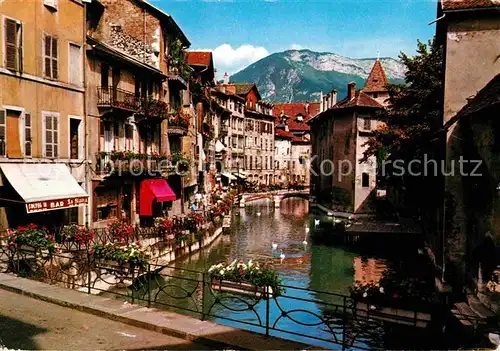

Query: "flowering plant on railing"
(168, 114), (190, 129)
(208, 259), (283, 294)
(139, 96), (169, 120)
(3, 224), (56, 254)
(349, 281), (385, 300)
(93, 242), (147, 267)
(184, 212), (205, 233)
(60, 224), (95, 246)
(107, 220), (134, 242)
(154, 217), (174, 233)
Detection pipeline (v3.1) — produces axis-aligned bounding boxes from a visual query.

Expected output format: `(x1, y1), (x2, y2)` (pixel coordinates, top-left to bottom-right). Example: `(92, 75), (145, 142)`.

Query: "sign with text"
(26, 197), (88, 213)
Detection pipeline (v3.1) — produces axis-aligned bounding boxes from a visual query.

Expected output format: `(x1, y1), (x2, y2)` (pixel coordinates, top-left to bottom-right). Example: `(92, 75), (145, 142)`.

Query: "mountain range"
(230, 49), (406, 102)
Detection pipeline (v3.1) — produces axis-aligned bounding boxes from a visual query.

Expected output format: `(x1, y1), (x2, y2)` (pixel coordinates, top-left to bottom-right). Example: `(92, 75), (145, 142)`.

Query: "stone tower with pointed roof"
(362, 59), (390, 107)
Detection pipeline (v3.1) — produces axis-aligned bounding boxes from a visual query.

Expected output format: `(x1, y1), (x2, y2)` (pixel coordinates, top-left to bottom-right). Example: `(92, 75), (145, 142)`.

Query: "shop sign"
(26, 197), (88, 213)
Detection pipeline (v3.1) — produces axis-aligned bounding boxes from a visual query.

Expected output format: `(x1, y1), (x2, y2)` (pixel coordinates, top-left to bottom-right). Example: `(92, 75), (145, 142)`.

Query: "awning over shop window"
(221, 172), (236, 180)
(0, 163), (88, 213)
(140, 178), (176, 216)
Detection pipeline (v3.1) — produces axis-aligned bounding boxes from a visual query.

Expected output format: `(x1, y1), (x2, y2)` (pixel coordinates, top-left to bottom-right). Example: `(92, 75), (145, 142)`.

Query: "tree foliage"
(362, 37), (443, 163)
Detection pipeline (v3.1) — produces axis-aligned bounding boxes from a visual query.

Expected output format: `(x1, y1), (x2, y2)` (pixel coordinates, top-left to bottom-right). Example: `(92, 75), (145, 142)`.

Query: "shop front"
(0, 163), (89, 232)
(139, 178), (176, 226)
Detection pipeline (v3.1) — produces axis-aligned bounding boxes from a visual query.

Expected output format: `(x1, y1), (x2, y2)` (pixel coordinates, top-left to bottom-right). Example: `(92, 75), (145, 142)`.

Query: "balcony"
(97, 87), (169, 120)
(167, 67), (187, 90)
(167, 113), (189, 136)
(97, 87), (140, 112)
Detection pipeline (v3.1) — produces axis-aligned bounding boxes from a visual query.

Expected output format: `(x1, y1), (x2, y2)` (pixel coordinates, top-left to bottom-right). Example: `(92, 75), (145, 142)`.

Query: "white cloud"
(199, 44), (269, 79)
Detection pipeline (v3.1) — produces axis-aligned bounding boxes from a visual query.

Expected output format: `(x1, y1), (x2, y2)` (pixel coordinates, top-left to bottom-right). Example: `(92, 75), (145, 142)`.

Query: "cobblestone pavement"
(0, 289), (209, 350)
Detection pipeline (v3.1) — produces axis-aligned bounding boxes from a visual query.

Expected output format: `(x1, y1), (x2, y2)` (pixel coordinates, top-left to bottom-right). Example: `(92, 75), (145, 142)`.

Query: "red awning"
(139, 179), (176, 216)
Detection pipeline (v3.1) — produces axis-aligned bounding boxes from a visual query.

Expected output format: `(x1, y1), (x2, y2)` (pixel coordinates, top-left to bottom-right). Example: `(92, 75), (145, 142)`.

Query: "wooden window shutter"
(5, 19), (17, 71)
(0, 111), (5, 157)
(44, 35), (51, 78)
(51, 37), (58, 79)
(25, 113), (32, 157)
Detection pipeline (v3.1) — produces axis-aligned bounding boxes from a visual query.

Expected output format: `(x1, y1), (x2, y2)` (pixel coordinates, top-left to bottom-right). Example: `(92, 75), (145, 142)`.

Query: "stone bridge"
(239, 190), (310, 208)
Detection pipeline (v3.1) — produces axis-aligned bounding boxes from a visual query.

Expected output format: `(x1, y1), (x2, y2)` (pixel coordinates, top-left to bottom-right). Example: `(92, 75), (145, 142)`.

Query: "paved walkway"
(0, 289), (207, 350)
(0, 273), (314, 350)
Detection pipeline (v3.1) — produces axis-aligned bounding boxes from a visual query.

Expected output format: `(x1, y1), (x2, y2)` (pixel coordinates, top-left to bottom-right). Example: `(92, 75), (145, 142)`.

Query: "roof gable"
(362, 59), (388, 93)
(186, 51), (213, 67)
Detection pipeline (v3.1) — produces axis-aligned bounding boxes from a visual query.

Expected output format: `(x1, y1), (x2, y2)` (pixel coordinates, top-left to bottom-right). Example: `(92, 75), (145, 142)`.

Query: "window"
(43, 113), (59, 158)
(363, 118), (371, 131)
(44, 34), (58, 79)
(44, 0), (58, 10)
(69, 43), (82, 85)
(6, 109), (21, 158)
(362, 173), (369, 187)
(24, 112), (32, 157)
(4, 18), (23, 72)
(101, 64), (109, 88)
(373, 93), (378, 98)
(69, 118), (81, 159)
(0, 110), (5, 156)
(125, 124), (134, 151)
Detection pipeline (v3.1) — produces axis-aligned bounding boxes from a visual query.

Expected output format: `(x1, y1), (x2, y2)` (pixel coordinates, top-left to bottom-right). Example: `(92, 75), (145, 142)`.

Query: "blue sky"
(153, 0), (437, 77)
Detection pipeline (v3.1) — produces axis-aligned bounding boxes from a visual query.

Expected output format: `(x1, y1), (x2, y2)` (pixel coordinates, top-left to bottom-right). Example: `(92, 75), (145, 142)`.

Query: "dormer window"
(296, 115), (304, 122)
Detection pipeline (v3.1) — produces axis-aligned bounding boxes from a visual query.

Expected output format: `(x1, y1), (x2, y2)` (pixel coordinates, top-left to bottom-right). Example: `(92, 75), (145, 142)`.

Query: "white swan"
(279, 250), (285, 260)
(314, 219), (320, 227)
(256, 212), (261, 216)
(272, 242), (278, 250)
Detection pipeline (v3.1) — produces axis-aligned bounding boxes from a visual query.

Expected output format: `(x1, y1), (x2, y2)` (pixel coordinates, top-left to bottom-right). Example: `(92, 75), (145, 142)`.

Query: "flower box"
(211, 279), (273, 299)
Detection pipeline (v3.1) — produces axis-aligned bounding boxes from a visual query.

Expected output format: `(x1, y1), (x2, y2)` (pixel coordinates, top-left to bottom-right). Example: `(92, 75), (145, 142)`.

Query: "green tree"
(362, 37), (443, 163)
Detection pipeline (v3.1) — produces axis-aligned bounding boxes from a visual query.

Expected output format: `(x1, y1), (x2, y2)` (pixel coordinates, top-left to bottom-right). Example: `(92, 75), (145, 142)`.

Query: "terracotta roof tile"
(186, 51), (213, 67)
(362, 59), (388, 93)
(335, 91), (384, 109)
(232, 83), (256, 96)
(275, 129), (294, 139)
(442, 0), (500, 10)
(272, 102), (320, 132)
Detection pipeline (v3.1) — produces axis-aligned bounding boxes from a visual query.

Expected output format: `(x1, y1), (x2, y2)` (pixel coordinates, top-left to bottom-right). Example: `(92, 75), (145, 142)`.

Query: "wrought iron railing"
(97, 87), (140, 111)
(0, 240), (438, 350)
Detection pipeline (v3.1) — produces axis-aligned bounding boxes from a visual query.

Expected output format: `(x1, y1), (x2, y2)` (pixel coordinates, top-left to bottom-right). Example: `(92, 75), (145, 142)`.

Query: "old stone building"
(308, 60), (388, 213)
(273, 102), (319, 186)
(186, 51), (217, 198)
(221, 81), (275, 185)
(434, 0), (500, 308)
(85, 0), (190, 227)
(0, 0), (89, 230)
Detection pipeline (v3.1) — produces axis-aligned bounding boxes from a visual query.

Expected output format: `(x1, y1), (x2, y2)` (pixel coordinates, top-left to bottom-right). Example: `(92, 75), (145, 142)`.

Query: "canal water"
(155, 198), (393, 349)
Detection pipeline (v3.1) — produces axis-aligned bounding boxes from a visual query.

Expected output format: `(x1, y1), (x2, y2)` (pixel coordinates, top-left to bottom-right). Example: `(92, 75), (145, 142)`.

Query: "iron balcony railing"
(0, 238), (440, 351)
(97, 87), (140, 111)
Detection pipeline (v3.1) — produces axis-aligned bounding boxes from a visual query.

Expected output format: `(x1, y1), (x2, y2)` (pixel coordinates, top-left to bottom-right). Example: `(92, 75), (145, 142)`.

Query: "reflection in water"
(167, 198), (392, 348)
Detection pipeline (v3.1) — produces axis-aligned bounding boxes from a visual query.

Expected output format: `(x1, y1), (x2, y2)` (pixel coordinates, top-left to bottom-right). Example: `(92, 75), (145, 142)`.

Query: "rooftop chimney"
(347, 82), (356, 100)
(223, 72), (230, 84)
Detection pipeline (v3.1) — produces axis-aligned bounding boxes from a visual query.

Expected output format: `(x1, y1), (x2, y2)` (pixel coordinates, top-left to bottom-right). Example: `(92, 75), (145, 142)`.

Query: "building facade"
(0, 0), (89, 231)
(273, 102), (319, 187)
(308, 60), (388, 213)
(434, 0), (500, 303)
(85, 0), (190, 227)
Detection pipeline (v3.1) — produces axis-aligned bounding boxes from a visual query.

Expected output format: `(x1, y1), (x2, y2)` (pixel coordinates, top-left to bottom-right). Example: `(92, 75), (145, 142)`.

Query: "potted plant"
(108, 220), (134, 242)
(208, 259), (282, 298)
(6, 224), (56, 255)
(93, 242), (148, 271)
(60, 224), (95, 246)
